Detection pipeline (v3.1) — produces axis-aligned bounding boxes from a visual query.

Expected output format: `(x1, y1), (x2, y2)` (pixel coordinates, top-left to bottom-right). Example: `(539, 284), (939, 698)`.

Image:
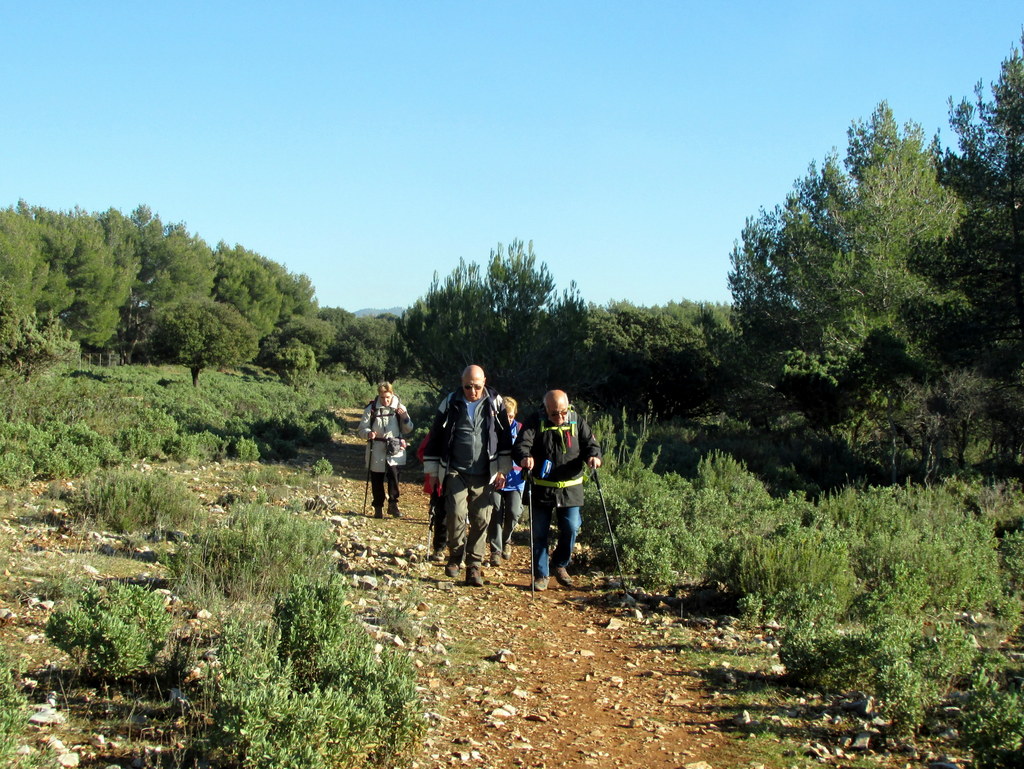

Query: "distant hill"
(353, 307), (405, 318)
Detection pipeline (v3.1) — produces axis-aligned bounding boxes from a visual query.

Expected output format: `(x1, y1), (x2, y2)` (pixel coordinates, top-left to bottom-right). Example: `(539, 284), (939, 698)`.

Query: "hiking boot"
(488, 551), (502, 567)
(444, 563), (460, 579)
(532, 576), (549, 591)
(465, 566), (484, 587)
(554, 567), (574, 588)
(429, 548), (446, 563)
(502, 543), (512, 560)
(372, 505), (384, 519)
(387, 500), (401, 518)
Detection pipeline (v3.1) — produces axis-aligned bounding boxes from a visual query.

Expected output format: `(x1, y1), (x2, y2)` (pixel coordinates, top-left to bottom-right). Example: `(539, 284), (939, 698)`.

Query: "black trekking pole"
(361, 439), (371, 516)
(525, 470), (535, 597)
(592, 467), (627, 593)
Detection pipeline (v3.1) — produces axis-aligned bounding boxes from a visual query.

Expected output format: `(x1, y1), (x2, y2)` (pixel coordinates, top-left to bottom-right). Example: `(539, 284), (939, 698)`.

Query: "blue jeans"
(530, 504), (581, 578)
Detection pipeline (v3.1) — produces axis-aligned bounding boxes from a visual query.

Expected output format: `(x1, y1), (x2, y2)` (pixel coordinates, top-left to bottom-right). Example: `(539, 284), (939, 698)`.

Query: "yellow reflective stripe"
(532, 476), (584, 488)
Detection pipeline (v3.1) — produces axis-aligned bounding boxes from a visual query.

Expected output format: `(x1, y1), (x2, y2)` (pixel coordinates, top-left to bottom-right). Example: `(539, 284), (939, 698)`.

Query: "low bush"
(169, 503), (333, 606)
(45, 582), (173, 678)
(205, 576), (422, 768)
(961, 671), (1024, 769)
(68, 468), (201, 533)
(780, 577), (979, 734)
(0, 649), (26, 764)
(231, 436), (260, 461)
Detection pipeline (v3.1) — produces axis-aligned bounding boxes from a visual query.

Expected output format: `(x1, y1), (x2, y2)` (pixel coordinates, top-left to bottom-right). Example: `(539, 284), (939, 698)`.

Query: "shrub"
(169, 503), (333, 605)
(114, 408), (181, 460)
(779, 593), (978, 734)
(961, 671), (1024, 769)
(232, 436), (260, 461)
(730, 525), (858, 623)
(206, 577), (422, 768)
(0, 650), (26, 764)
(999, 530), (1024, 592)
(69, 468), (201, 533)
(45, 582), (172, 678)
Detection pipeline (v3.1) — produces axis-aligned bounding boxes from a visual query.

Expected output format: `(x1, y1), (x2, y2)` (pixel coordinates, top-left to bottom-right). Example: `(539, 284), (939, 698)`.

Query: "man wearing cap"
(513, 389), (602, 591)
(422, 364), (513, 587)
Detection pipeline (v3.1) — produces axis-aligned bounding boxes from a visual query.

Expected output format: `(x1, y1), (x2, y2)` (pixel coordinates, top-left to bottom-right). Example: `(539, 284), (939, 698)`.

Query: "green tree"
(583, 302), (726, 418)
(119, 207), (215, 363)
(934, 34), (1024, 373)
(269, 338), (318, 389)
(150, 298), (258, 387)
(322, 309), (400, 385)
(0, 202), (53, 316)
(35, 207), (135, 348)
(729, 102), (960, 432)
(0, 280), (79, 380)
(397, 240), (588, 397)
(214, 243), (290, 338)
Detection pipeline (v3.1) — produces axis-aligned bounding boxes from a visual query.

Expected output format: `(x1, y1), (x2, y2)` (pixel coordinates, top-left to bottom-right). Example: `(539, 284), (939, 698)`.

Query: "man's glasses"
(547, 410), (568, 418)
(463, 384), (483, 391)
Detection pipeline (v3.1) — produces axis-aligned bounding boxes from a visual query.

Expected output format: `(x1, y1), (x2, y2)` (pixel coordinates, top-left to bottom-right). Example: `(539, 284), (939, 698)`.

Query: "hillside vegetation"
(1, 31), (1024, 769)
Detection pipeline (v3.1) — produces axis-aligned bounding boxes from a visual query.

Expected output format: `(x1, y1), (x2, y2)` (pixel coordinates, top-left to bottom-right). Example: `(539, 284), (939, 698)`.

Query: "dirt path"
(332, 410), (725, 769)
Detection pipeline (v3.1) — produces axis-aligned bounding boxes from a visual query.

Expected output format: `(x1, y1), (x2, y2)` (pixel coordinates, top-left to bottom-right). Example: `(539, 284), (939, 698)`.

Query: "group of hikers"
(356, 364), (602, 590)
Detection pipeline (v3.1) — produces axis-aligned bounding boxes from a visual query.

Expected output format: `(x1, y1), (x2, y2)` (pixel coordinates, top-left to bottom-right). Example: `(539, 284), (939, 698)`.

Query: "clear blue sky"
(2, 3), (1022, 312)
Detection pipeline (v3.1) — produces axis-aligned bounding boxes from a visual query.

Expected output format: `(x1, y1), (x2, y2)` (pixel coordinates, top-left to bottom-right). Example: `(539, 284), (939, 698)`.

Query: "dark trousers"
(370, 465), (400, 507)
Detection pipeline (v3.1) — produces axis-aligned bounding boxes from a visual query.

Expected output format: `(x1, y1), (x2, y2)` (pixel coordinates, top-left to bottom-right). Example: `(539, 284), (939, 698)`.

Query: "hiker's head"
(544, 390), (569, 425)
(377, 381), (394, 406)
(461, 365), (486, 403)
(504, 396), (518, 420)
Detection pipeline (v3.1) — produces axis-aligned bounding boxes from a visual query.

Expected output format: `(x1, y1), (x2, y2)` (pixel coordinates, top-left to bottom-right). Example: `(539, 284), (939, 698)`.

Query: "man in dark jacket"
(513, 389), (602, 591)
(423, 364), (513, 586)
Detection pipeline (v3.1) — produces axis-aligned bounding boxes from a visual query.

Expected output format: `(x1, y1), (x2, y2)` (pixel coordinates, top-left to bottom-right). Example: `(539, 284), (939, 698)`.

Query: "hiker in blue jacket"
(487, 395), (524, 566)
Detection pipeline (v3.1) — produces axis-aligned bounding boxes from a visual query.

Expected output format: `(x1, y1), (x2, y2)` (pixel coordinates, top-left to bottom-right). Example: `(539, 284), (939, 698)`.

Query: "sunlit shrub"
(69, 468), (201, 533)
(45, 582), (172, 678)
(206, 577), (423, 768)
(169, 503), (332, 605)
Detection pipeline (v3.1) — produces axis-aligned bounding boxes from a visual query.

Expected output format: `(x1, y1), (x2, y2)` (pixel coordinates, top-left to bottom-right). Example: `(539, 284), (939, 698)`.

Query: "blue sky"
(2, 3), (1022, 312)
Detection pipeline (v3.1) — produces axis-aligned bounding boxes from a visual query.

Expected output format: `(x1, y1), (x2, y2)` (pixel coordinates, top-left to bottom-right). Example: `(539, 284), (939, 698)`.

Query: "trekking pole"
(592, 468), (627, 593)
(361, 439), (371, 516)
(525, 470), (535, 597)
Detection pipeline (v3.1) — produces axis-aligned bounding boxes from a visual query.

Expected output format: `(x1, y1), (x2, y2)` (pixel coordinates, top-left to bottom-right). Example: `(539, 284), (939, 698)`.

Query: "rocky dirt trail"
(328, 410), (728, 769)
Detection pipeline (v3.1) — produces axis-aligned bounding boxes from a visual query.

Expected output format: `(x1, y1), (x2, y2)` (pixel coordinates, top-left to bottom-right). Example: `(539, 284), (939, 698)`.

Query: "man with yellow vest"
(513, 389), (602, 591)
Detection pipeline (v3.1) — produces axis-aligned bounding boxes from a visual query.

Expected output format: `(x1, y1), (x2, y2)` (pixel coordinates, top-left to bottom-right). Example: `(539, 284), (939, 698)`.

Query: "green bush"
(999, 530), (1024, 592)
(45, 582), (173, 678)
(206, 577), (422, 768)
(169, 503), (333, 605)
(961, 671), (1024, 769)
(779, 597), (978, 734)
(730, 525), (858, 623)
(0, 650), (26, 764)
(69, 468), (201, 533)
(114, 408), (181, 460)
(232, 436), (261, 461)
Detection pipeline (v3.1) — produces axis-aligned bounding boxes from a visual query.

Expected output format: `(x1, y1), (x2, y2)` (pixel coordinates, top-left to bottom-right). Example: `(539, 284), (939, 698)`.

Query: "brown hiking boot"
(488, 551), (502, 567)
(444, 563), (460, 579)
(554, 567), (573, 587)
(429, 548), (446, 563)
(465, 566), (484, 587)
(532, 576), (549, 591)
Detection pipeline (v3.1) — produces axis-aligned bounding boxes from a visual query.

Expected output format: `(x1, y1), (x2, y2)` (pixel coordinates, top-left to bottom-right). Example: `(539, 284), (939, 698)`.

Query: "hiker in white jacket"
(357, 382), (414, 517)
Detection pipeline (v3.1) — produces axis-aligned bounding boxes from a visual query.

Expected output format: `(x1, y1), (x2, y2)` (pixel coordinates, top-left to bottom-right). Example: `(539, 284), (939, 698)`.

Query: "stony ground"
(0, 407), (969, 768)
(326, 411), (729, 769)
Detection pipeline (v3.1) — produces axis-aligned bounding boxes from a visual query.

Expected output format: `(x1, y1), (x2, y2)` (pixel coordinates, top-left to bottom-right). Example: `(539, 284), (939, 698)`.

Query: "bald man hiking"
(422, 365), (514, 587)
(513, 389), (602, 591)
